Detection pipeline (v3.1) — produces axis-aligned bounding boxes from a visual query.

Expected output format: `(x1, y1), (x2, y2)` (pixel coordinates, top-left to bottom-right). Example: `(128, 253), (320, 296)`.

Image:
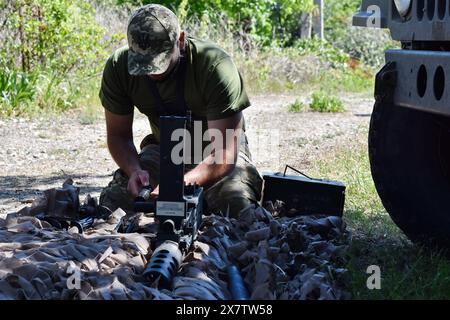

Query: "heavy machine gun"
(133, 115), (204, 289)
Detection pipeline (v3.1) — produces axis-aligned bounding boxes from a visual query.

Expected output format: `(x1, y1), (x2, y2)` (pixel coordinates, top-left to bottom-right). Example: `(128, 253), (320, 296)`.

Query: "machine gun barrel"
(143, 240), (183, 289)
(227, 265), (249, 300)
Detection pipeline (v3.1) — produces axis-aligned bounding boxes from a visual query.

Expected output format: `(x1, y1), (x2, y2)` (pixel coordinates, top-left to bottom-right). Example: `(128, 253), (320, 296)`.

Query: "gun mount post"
(141, 115), (204, 287)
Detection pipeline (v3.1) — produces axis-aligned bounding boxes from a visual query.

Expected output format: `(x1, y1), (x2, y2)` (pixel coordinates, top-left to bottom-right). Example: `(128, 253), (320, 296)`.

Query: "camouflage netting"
(0, 181), (351, 300)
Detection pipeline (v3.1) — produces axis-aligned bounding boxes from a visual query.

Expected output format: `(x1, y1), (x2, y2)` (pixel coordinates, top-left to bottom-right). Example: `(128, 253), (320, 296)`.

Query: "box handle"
(283, 165), (314, 180)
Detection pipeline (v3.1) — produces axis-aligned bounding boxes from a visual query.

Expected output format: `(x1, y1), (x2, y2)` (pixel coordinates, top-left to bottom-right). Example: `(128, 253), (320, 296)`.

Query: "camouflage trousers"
(99, 135), (263, 218)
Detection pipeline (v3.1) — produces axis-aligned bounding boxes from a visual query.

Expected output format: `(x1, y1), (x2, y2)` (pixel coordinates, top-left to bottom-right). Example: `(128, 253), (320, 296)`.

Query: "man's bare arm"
(183, 112), (243, 188)
(105, 109), (149, 196)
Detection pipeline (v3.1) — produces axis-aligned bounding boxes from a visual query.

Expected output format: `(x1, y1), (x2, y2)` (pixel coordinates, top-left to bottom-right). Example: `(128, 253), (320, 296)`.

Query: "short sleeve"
(99, 55), (134, 115)
(203, 57), (251, 121)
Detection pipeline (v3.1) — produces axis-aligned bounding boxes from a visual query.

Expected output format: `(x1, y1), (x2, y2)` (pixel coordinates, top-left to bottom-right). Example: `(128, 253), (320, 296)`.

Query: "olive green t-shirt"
(99, 36), (251, 143)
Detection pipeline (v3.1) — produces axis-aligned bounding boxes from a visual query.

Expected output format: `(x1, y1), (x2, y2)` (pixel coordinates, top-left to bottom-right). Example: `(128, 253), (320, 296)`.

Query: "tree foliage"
(0, 0), (387, 115)
(0, 0), (122, 114)
(1, 0), (118, 75)
(116, 0), (316, 45)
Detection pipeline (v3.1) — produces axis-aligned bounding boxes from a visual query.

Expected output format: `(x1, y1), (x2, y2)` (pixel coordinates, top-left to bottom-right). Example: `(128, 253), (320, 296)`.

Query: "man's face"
(148, 42), (180, 81)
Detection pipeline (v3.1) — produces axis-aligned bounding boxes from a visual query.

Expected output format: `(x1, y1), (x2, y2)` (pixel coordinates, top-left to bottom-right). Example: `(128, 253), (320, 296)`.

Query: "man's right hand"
(127, 170), (150, 198)
(105, 110), (148, 199)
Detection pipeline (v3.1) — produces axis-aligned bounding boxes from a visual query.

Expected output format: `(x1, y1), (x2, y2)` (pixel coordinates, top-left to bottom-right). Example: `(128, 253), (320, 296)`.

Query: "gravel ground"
(0, 93), (373, 215)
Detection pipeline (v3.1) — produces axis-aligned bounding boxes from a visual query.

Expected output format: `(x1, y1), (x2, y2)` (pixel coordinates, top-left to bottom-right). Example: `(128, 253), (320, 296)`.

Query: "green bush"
(324, 0), (361, 42)
(324, 0), (397, 68)
(334, 27), (397, 68)
(293, 38), (350, 69)
(0, 69), (37, 115)
(309, 91), (345, 113)
(116, 0), (316, 45)
(2, 0), (116, 75)
(0, 0), (123, 115)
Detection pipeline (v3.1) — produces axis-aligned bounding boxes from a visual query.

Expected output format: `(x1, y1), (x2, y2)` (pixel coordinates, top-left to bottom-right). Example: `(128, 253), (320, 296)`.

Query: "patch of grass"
(310, 128), (450, 299)
(306, 68), (375, 96)
(288, 100), (307, 113)
(348, 239), (450, 299)
(237, 41), (375, 97)
(0, 70), (103, 119)
(309, 91), (345, 113)
(338, 68), (375, 93)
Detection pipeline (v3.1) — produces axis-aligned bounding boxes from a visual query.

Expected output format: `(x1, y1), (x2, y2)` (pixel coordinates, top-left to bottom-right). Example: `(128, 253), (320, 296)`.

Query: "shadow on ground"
(0, 173), (112, 205)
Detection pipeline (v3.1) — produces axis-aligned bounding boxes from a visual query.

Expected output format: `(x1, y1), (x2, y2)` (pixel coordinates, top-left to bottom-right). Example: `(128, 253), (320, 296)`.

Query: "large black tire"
(369, 101), (450, 248)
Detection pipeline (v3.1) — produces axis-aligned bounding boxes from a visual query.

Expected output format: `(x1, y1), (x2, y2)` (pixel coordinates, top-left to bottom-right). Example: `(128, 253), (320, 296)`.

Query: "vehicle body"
(353, 0), (450, 247)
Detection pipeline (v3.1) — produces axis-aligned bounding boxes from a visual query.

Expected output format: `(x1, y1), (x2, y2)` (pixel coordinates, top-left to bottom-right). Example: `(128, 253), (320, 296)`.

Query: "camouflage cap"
(127, 4), (180, 76)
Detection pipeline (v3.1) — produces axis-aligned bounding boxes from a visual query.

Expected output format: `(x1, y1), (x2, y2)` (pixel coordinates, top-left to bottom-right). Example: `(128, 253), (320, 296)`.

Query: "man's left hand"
(150, 185), (159, 199)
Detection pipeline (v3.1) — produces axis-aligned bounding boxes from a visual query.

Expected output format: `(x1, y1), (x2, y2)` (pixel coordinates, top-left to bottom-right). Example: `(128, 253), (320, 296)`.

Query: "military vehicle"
(353, 0), (450, 247)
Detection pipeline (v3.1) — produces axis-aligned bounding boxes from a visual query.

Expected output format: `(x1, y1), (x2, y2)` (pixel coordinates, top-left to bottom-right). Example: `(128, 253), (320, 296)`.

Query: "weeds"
(309, 91), (345, 113)
(288, 100), (307, 113)
(0, 70), (37, 115)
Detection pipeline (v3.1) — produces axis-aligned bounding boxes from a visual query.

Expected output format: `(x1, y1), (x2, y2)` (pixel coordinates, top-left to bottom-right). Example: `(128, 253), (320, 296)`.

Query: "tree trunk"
(18, 3), (29, 72)
(313, 0), (324, 39)
(299, 12), (312, 39)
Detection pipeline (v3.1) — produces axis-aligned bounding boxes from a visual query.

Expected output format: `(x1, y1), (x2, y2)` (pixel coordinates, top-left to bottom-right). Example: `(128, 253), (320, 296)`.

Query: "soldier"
(99, 4), (262, 217)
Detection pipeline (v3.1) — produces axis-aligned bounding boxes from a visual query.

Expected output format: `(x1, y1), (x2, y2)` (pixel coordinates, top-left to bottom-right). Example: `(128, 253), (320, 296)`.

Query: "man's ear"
(179, 31), (186, 50)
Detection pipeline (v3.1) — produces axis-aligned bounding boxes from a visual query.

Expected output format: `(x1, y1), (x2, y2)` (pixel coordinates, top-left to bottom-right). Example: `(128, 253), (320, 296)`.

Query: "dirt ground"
(0, 93), (373, 215)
